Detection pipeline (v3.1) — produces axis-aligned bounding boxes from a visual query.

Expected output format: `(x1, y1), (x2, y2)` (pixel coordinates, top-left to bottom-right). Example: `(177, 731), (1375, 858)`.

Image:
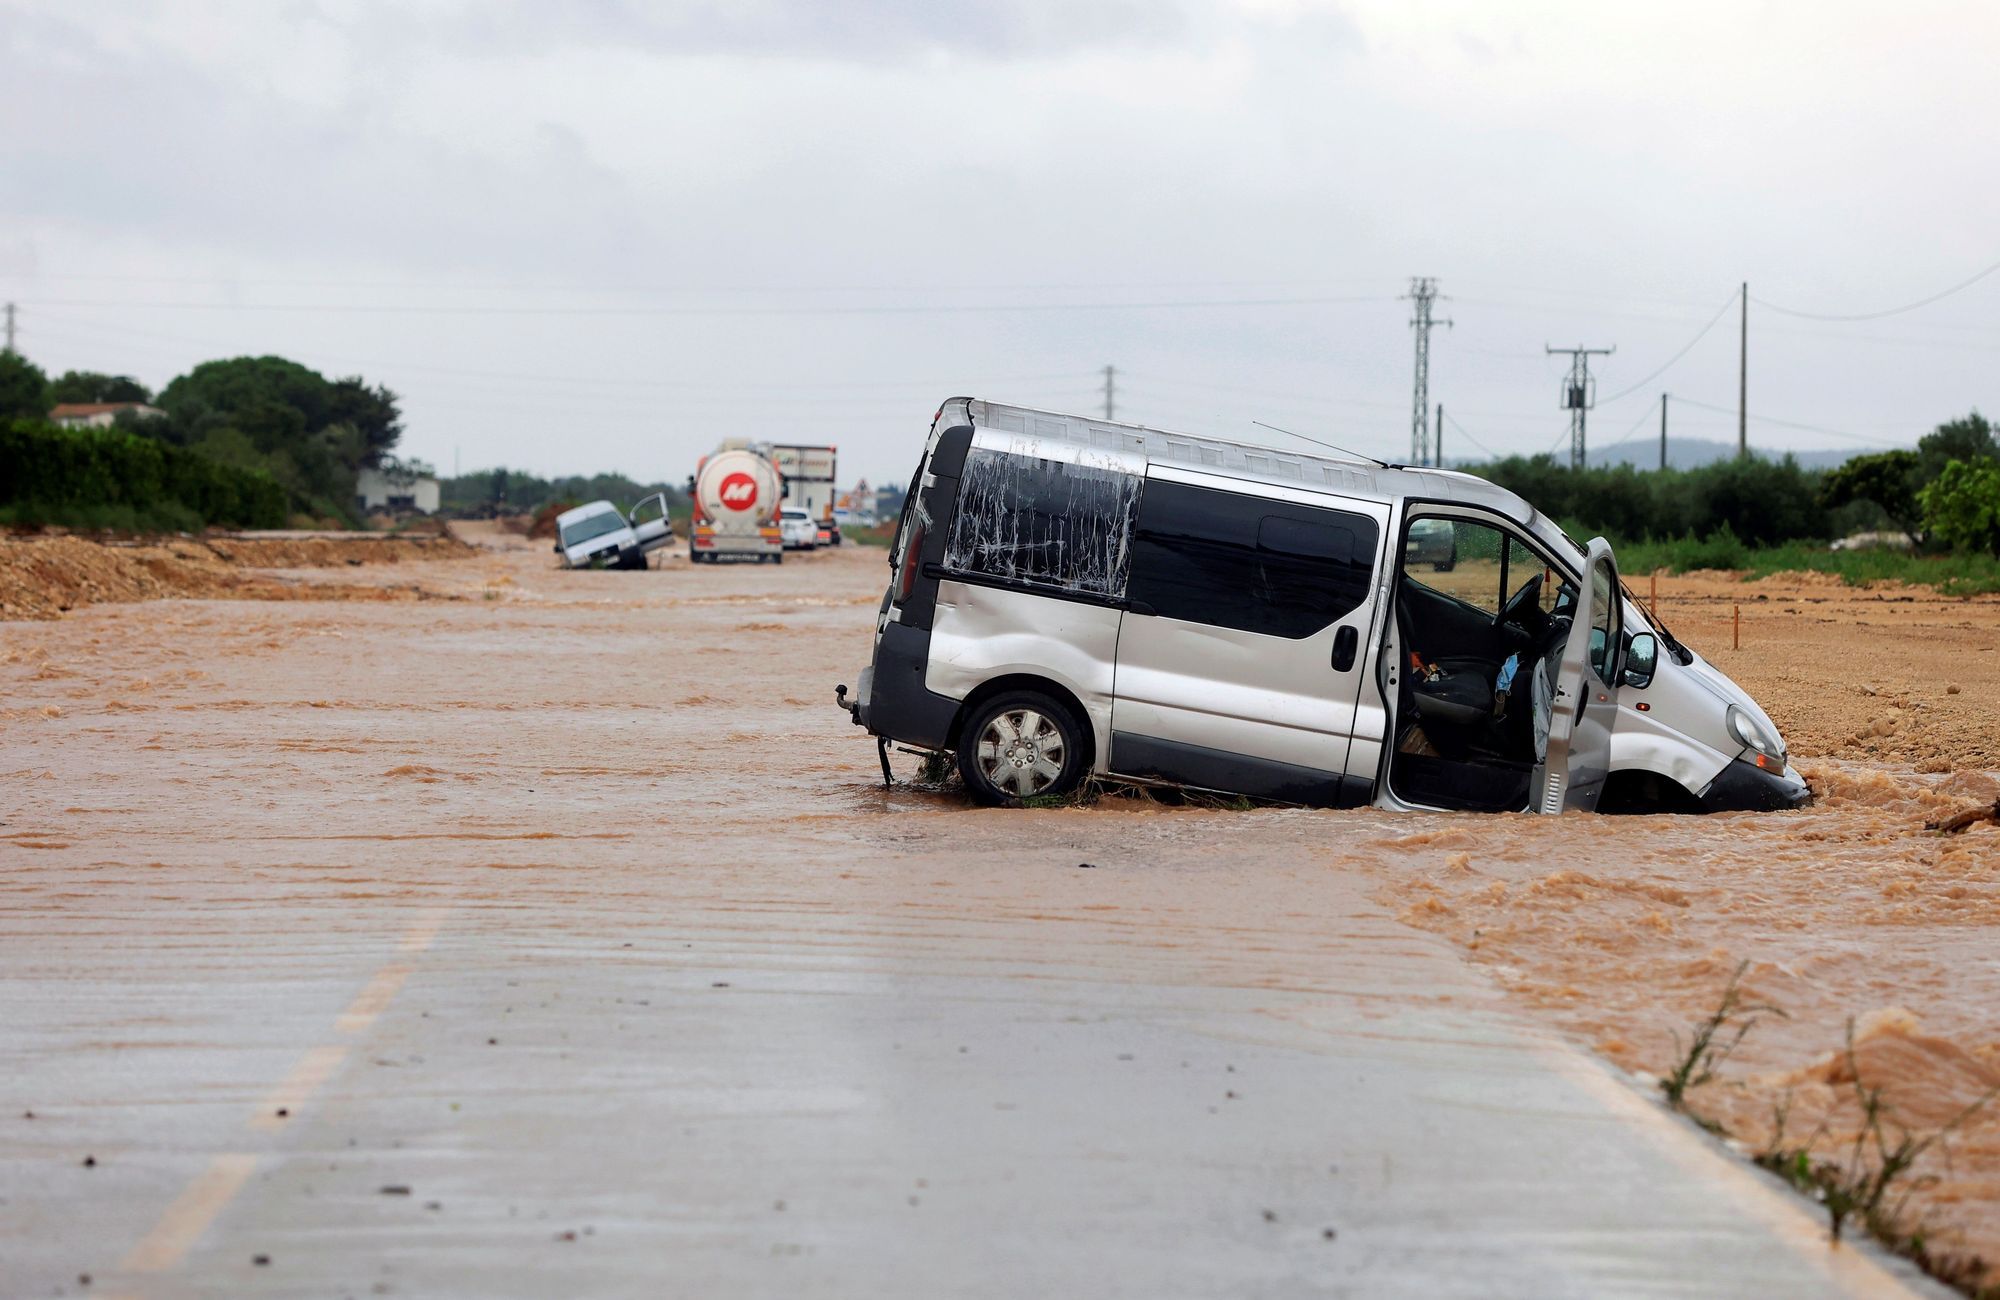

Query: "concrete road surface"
(0, 541), (1941, 1298)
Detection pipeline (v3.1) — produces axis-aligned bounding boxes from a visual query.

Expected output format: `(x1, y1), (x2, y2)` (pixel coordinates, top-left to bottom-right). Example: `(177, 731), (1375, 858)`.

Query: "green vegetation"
(48, 369), (152, 405)
(1460, 410), (2000, 595)
(440, 467), (688, 518)
(155, 356), (404, 521)
(1664, 976), (1999, 1297)
(0, 346), (408, 525)
(0, 418), (288, 531)
(1919, 459), (2000, 557)
(1756, 1027), (1998, 1295)
(0, 350), (50, 420)
(1658, 960), (1783, 1116)
(1611, 534), (2000, 594)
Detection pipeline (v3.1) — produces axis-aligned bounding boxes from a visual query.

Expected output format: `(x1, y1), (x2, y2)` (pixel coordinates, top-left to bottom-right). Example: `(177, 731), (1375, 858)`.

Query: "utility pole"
(1546, 344), (1615, 470)
(1404, 277), (1451, 465)
(1737, 281), (1748, 458)
(1435, 403), (1444, 467)
(1659, 393), (1669, 471)
(2, 302), (15, 354)
(1102, 365), (1116, 422)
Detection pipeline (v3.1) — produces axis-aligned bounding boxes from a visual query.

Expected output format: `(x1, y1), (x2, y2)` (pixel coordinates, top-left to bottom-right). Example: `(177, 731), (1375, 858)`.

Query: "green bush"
(0, 418), (287, 530)
(1471, 453), (1828, 547)
(1919, 459), (2000, 557)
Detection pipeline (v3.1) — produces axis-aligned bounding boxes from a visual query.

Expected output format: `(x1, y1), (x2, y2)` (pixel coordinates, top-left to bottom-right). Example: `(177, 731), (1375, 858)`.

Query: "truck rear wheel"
(957, 691), (1087, 806)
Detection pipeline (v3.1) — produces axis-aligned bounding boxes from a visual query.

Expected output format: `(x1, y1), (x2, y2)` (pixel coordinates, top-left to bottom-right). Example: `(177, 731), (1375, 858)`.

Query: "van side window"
(1127, 480), (1378, 638)
(942, 448), (1141, 599)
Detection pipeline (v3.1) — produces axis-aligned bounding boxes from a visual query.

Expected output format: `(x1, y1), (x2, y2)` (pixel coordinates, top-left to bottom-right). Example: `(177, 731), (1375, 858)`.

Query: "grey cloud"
(392, 0), (1200, 63)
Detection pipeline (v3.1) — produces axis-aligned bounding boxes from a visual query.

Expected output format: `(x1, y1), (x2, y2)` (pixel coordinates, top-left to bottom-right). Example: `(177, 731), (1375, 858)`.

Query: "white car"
(555, 499), (663, 569)
(780, 508), (819, 551)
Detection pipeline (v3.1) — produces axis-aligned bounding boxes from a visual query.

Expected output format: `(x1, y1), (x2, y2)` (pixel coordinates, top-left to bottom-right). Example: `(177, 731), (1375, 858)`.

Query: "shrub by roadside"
(0, 418), (288, 532)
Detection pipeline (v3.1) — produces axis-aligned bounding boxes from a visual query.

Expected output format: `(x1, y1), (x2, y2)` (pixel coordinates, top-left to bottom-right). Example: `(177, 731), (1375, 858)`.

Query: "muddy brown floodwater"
(2, 525), (1996, 1294)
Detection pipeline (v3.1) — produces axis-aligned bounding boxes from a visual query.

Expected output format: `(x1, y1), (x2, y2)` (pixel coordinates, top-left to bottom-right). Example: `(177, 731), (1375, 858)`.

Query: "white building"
(49, 401), (165, 428)
(355, 465), (440, 514)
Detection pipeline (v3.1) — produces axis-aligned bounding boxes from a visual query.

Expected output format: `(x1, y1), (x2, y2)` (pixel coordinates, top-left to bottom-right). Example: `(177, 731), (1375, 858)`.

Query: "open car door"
(628, 493), (674, 556)
(1539, 537), (1623, 813)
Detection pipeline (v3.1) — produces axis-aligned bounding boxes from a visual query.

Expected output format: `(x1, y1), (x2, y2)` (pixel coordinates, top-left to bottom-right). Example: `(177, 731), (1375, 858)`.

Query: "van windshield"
(560, 511), (625, 548)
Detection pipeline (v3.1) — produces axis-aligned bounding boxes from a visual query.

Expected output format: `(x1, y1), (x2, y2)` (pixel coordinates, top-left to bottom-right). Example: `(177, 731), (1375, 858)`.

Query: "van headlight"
(1726, 705), (1784, 765)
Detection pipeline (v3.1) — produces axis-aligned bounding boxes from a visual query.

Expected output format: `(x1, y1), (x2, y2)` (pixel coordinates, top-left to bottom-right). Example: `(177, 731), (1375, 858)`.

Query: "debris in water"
(379, 1185), (412, 1196)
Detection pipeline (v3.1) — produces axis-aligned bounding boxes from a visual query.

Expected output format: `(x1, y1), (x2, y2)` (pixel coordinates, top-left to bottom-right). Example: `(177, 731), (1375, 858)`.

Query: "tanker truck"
(689, 441), (783, 564)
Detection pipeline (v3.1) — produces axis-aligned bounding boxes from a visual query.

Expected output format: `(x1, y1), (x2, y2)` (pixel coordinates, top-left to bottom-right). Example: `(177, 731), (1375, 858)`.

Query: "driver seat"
(1410, 666), (1493, 728)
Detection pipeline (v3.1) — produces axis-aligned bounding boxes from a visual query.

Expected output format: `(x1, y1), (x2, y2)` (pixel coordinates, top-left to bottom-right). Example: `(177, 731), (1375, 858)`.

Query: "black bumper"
(843, 620), (959, 751)
(1697, 757), (1812, 812)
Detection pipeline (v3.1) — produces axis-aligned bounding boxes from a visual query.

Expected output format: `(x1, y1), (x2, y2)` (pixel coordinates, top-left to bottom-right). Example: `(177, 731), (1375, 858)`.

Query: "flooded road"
(2, 529), (1991, 1296)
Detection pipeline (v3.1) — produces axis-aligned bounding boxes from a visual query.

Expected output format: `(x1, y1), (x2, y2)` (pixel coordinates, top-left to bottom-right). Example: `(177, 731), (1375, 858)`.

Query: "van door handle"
(1331, 625), (1358, 672)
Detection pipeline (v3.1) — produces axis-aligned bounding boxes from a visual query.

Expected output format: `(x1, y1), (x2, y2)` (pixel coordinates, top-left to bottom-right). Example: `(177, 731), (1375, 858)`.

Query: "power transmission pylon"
(2, 302), (15, 354)
(1404, 278), (1450, 465)
(1102, 365), (1116, 421)
(1546, 343), (1615, 469)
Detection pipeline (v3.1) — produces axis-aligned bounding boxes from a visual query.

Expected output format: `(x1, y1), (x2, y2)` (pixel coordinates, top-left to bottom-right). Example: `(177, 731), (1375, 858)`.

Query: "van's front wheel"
(958, 692), (1086, 805)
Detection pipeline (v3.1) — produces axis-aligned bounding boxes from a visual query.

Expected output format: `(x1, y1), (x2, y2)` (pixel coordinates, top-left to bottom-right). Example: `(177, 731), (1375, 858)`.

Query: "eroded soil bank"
(3, 531), (1996, 1289)
(0, 530), (477, 620)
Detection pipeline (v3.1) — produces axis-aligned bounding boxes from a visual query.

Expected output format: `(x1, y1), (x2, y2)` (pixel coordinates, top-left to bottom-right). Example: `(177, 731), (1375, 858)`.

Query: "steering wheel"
(1495, 572), (1543, 631)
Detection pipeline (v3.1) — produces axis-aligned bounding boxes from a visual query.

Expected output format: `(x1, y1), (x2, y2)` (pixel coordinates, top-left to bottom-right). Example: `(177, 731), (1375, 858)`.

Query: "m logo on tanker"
(718, 473), (759, 510)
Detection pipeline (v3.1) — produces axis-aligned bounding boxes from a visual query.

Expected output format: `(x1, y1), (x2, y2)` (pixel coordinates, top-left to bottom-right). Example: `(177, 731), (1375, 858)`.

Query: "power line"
(1750, 253), (2000, 322)
(1597, 288), (1739, 404)
(1440, 409), (1499, 461)
(17, 292), (1393, 319)
(1671, 396), (1897, 446)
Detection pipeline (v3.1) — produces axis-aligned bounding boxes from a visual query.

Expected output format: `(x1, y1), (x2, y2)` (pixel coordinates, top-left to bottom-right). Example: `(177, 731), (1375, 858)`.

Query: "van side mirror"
(1624, 632), (1658, 689)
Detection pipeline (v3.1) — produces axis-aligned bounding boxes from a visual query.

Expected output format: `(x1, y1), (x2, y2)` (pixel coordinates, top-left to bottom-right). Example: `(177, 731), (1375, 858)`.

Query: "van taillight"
(895, 522), (925, 603)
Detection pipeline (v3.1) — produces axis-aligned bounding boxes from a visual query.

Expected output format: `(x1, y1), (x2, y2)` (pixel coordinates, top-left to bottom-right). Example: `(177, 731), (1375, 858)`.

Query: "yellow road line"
(335, 963), (412, 1034)
(118, 1152), (258, 1273)
(248, 1044), (349, 1131)
(398, 908), (450, 954)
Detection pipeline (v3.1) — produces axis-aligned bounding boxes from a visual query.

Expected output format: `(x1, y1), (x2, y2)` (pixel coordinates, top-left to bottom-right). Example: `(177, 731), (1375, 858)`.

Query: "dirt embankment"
(0, 532), (476, 621)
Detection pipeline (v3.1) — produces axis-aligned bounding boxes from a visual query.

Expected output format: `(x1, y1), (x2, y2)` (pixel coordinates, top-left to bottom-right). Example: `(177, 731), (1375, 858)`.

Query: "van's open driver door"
(1539, 537), (1623, 813)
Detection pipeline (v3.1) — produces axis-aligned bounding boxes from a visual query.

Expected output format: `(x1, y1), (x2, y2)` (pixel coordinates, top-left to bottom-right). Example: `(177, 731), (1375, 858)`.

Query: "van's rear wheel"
(958, 692), (1086, 805)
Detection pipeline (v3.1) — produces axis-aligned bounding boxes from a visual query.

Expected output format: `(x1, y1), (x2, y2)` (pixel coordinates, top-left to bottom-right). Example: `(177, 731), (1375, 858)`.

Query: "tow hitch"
(836, 684), (893, 788)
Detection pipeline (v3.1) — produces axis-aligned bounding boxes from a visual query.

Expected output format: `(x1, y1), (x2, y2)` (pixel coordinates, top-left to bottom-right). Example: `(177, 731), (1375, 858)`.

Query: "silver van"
(836, 399), (1808, 815)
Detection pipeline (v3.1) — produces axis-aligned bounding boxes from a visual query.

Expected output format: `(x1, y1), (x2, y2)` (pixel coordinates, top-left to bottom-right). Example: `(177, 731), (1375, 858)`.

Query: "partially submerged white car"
(555, 496), (674, 569)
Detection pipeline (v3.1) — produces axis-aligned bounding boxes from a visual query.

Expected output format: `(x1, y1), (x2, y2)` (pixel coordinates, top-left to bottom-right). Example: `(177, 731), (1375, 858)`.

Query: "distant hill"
(1584, 437), (1880, 472)
(1444, 437), (1881, 472)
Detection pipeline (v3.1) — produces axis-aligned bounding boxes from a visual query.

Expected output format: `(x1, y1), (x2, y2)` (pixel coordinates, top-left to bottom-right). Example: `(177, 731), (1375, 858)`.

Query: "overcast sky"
(4, 0), (1997, 487)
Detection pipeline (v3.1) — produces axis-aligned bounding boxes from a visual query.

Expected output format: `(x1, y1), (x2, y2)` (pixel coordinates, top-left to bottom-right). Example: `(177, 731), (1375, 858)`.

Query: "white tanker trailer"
(689, 442), (783, 564)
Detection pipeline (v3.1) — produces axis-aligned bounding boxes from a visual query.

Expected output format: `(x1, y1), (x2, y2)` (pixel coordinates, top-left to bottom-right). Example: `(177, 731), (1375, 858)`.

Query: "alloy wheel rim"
(976, 709), (1065, 797)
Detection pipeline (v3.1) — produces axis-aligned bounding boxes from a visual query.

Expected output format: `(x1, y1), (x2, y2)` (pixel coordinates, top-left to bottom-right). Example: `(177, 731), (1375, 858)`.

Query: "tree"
(155, 356), (403, 520)
(0, 350), (50, 420)
(1821, 450), (1924, 542)
(1916, 411), (1996, 486)
(325, 377), (403, 465)
(1919, 459), (2000, 556)
(47, 370), (151, 405)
